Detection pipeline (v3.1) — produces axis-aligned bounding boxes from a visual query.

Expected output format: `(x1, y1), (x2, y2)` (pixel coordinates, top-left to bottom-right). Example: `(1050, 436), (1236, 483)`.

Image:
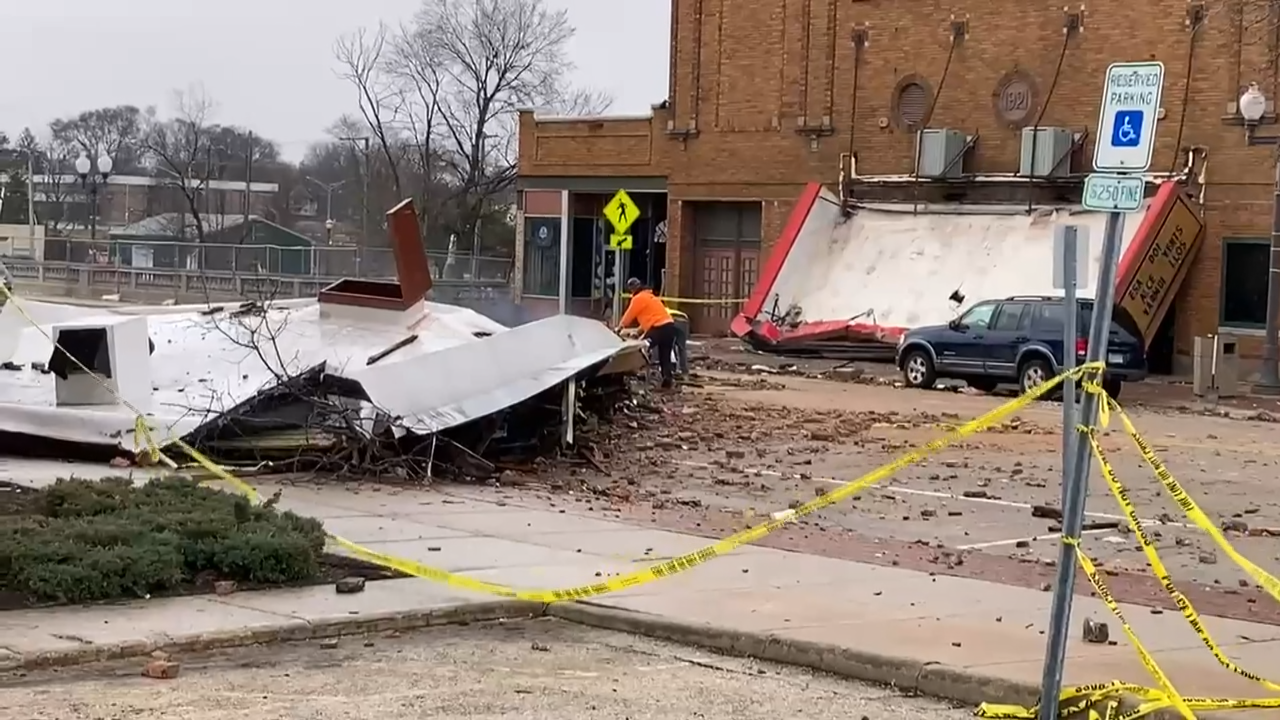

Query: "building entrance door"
(692, 202), (762, 335)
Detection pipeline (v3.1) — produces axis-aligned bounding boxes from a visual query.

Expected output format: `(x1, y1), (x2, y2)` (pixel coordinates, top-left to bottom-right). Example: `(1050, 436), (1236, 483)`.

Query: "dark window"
(1035, 300), (1139, 341)
(1036, 302), (1064, 332)
(1221, 239), (1269, 328)
(959, 302), (997, 329)
(570, 216), (599, 298)
(694, 202), (762, 244)
(522, 217), (561, 296)
(991, 303), (1028, 331)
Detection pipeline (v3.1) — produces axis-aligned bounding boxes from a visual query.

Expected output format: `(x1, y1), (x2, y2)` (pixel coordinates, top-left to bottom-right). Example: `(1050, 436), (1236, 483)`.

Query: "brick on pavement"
(2, 480), (1279, 715)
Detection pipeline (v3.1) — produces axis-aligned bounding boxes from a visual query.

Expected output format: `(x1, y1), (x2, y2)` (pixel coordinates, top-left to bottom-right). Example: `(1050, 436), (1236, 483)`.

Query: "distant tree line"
(1, 0), (609, 259)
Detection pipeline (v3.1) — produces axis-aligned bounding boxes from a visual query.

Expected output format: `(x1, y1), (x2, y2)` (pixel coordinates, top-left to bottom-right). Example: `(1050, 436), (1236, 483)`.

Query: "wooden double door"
(691, 202), (762, 336)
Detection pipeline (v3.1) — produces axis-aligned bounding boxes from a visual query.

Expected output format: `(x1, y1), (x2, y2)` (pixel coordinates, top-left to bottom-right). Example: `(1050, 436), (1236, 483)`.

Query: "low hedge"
(0, 476), (327, 604)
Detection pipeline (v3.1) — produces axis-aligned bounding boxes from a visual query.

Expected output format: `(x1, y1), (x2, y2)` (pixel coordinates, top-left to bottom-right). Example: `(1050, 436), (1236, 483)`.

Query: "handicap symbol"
(1111, 110), (1143, 148)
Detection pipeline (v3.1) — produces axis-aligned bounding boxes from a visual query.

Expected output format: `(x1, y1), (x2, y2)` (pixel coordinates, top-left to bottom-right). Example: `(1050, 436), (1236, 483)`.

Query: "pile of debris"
(0, 198), (648, 484)
(181, 359), (641, 483)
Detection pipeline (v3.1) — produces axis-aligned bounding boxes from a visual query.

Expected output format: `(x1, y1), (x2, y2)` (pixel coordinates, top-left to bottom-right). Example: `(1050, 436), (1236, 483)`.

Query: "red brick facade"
(517, 0), (1280, 359)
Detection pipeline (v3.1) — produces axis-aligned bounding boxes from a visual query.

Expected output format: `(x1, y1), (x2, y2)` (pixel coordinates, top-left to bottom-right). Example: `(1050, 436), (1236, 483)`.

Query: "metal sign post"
(1036, 61), (1163, 720)
(1052, 224), (1089, 509)
(611, 249), (624, 326)
(602, 189), (640, 327)
(557, 190), (570, 315)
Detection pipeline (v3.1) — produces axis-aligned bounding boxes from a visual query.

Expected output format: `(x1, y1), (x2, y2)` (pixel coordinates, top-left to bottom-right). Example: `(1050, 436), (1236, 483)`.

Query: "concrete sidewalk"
(2, 479), (1278, 717)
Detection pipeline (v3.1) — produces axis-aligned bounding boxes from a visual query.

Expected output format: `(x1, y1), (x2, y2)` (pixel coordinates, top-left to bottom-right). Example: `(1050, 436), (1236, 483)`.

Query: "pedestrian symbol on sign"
(1111, 110), (1143, 148)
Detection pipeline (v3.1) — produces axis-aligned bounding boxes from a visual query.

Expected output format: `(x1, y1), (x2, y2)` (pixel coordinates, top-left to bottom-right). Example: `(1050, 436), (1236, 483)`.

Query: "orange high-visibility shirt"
(619, 289), (673, 333)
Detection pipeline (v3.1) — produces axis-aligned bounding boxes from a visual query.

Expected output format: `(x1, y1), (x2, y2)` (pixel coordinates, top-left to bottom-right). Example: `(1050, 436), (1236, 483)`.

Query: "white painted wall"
(768, 200), (1150, 331)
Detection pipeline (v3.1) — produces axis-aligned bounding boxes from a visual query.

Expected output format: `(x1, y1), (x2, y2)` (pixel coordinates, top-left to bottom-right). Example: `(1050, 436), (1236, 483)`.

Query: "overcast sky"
(4, 0), (669, 160)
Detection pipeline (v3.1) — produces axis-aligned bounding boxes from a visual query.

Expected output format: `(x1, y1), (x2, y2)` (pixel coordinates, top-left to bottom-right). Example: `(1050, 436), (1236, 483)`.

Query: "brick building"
(32, 174), (278, 230)
(516, 0), (1280, 373)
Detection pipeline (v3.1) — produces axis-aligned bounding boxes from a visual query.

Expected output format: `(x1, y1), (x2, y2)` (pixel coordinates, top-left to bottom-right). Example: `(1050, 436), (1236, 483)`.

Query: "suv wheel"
(1102, 377), (1123, 400)
(902, 349), (937, 389)
(1018, 358), (1053, 397)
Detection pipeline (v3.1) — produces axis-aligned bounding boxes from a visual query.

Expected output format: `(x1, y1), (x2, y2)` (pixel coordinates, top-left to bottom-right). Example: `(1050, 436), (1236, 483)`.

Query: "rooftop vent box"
(915, 129), (968, 179)
(1019, 127), (1074, 178)
(318, 198), (434, 324)
(49, 315), (152, 409)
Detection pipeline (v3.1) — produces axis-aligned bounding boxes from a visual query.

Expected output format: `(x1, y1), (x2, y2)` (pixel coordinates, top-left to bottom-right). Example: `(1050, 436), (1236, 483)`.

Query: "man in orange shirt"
(617, 278), (678, 388)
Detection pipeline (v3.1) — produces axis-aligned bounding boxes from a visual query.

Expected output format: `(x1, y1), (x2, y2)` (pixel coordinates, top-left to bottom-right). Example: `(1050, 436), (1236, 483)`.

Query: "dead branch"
(334, 26), (407, 200)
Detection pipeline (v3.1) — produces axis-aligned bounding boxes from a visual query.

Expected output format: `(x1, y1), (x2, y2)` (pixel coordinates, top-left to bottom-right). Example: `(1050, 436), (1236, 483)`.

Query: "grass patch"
(0, 476), (328, 605)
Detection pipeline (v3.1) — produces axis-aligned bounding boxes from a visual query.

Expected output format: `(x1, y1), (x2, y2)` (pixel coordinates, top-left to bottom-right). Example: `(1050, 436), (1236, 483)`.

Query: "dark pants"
(673, 323), (689, 376)
(644, 322), (679, 388)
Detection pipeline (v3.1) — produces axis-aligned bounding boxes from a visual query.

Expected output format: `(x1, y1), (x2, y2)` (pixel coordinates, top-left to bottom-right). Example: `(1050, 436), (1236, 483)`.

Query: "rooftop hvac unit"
(49, 315), (153, 409)
(915, 129), (968, 178)
(1019, 127), (1075, 178)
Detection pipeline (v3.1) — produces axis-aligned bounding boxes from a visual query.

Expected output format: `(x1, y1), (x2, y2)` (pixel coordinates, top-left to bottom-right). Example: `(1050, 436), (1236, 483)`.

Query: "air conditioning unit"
(1019, 127), (1075, 178)
(49, 315), (152, 409)
(915, 129), (969, 178)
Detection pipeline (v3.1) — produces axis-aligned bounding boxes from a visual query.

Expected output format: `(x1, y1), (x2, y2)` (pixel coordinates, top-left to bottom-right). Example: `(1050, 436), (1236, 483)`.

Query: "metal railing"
(5, 237), (515, 304)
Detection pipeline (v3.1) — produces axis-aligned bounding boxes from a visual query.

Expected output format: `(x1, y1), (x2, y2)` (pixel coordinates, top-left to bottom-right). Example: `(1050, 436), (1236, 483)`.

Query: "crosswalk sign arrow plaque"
(609, 233), (633, 250)
(603, 190), (640, 235)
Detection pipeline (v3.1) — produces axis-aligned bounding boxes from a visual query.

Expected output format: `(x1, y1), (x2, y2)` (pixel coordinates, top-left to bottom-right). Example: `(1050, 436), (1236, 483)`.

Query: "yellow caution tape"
(18, 280), (1280, 718)
(1087, 429), (1280, 694)
(163, 359), (1086, 601)
(0, 281), (1098, 603)
(978, 379), (1280, 719)
(621, 292), (747, 306)
(1104, 394), (1280, 604)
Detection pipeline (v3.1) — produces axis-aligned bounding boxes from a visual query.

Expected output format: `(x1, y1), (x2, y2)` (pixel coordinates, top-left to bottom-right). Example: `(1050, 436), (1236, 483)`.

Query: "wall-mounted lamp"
(1238, 81), (1280, 394)
(1240, 82), (1276, 145)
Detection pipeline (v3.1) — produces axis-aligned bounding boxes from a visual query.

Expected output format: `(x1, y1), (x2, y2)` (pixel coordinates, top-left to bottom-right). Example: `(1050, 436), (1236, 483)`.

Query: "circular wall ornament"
(992, 70), (1039, 128)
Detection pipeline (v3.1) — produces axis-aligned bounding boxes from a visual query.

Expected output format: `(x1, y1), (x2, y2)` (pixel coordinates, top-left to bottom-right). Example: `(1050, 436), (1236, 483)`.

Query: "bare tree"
(335, 0), (612, 254)
(22, 130), (81, 233)
(422, 0), (572, 203)
(139, 87), (220, 267)
(387, 21), (446, 215)
(549, 87), (614, 117)
(49, 105), (146, 171)
(334, 27), (407, 201)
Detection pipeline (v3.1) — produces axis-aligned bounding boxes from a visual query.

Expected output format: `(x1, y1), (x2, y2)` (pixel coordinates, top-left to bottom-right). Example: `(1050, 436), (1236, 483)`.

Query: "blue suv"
(895, 295), (1147, 399)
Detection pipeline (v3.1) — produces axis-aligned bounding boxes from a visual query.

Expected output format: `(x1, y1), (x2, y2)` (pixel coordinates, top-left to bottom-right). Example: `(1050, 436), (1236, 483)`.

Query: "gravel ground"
(447, 359), (1280, 626)
(0, 619), (972, 720)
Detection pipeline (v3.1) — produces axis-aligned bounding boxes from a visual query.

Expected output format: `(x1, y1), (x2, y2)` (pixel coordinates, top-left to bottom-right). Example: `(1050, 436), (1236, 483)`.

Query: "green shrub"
(0, 476), (329, 604)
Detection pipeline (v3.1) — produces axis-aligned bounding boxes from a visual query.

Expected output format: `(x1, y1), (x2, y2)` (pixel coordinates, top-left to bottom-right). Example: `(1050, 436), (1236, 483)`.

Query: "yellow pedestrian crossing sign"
(603, 189), (639, 235)
(609, 233), (633, 250)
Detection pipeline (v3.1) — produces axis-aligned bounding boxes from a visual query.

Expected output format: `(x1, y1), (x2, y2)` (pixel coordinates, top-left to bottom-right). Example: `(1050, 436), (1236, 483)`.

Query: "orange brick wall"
(518, 0), (1280, 353)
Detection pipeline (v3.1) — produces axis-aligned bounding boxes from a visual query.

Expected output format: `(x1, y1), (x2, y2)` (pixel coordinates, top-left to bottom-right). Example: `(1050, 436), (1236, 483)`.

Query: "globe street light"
(1241, 82), (1267, 125)
(1239, 83), (1280, 393)
(74, 153), (114, 246)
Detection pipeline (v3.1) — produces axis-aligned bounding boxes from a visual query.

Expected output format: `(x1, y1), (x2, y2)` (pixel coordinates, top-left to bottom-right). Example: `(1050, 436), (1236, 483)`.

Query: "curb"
(546, 602), (1206, 720)
(2, 600), (543, 672)
(544, 602), (1037, 708)
(0, 598), (1217, 720)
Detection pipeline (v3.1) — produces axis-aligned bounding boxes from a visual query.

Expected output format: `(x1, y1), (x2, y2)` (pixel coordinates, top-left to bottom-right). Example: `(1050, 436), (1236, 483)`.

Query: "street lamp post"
(1239, 83), (1280, 394)
(320, 218), (334, 276)
(305, 176), (347, 274)
(74, 153), (113, 262)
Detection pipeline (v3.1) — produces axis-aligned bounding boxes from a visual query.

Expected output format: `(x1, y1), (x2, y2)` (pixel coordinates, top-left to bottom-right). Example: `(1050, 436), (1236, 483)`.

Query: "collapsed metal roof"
(0, 198), (642, 472)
